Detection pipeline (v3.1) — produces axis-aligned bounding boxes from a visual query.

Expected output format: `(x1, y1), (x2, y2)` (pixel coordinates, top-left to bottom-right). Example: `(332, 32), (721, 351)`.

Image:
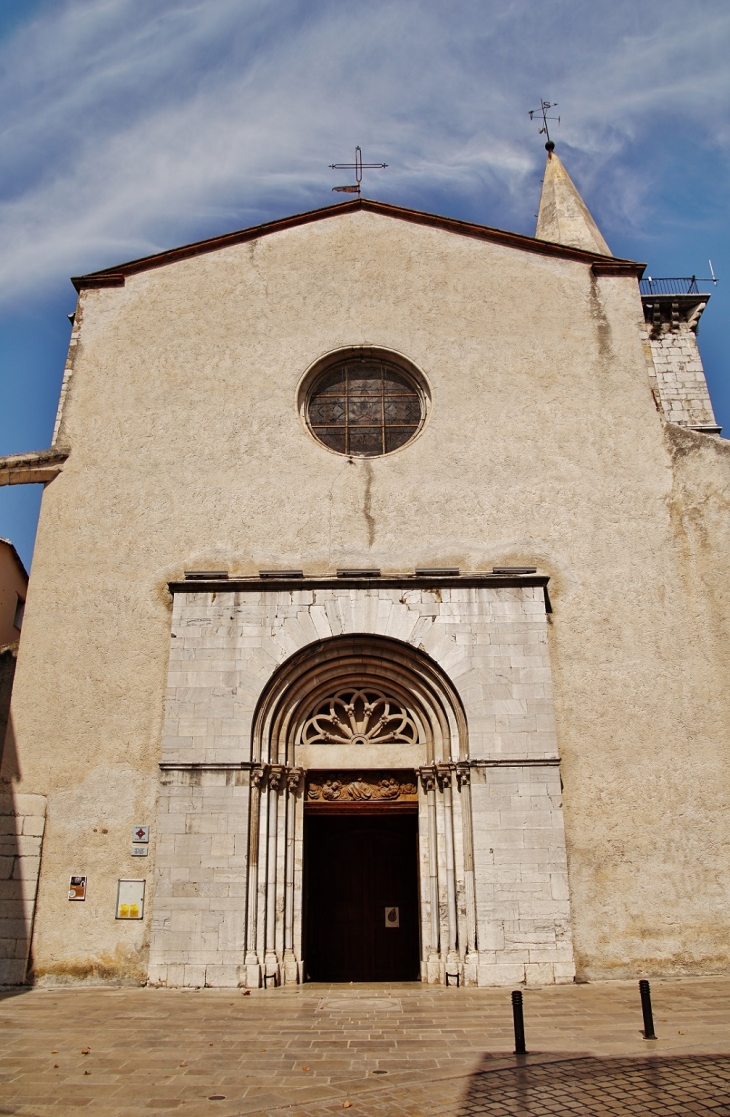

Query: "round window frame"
(298, 346), (431, 459)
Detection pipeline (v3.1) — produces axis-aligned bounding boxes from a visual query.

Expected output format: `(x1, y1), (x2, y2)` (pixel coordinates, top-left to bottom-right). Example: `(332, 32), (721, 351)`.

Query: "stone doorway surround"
(148, 575), (575, 988)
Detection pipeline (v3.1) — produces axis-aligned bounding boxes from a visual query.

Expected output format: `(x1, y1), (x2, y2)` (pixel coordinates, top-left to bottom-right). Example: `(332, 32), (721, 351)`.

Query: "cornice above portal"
(168, 572), (550, 593)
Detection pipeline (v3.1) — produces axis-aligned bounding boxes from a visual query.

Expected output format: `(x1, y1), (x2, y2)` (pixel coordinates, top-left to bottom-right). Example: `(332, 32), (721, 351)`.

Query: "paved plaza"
(0, 977), (728, 1116)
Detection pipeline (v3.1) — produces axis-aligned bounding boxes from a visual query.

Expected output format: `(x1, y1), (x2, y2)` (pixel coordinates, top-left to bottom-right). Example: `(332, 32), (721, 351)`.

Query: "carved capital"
(455, 762), (471, 788)
(436, 763), (454, 790)
(418, 765), (437, 792)
(268, 765), (286, 792)
(286, 766), (304, 792)
(250, 765), (267, 789)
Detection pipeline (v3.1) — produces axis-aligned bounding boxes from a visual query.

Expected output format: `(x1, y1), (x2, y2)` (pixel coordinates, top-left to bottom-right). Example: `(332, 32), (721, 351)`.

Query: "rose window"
(301, 688), (418, 746)
(306, 356), (424, 457)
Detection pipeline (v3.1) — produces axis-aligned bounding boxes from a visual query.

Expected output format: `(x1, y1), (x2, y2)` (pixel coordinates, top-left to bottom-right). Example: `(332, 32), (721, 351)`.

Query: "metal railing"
(639, 277), (712, 296)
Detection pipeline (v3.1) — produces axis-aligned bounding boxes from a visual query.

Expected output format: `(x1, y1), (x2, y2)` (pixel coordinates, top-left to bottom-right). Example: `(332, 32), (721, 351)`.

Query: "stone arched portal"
(244, 634), (476, 986)
(148, 579), (575, 989)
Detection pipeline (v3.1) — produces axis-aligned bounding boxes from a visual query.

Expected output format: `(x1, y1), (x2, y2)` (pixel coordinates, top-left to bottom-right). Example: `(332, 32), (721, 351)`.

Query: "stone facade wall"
(471, 763), (573, 986)
(149, 767), (250, 989)
(147, 584), (574, 988)
(649, 328), (717, 429)
(160, 586), (558, 766)
(642, 298), (719, 431)
(0, 792), (46, 984)
(7, 208), (730, 983)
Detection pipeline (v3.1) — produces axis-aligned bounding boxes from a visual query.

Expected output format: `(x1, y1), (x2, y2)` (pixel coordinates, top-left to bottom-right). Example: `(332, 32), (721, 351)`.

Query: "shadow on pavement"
(0, 985), (33, 1003)
(457, 1053), (730, 1115)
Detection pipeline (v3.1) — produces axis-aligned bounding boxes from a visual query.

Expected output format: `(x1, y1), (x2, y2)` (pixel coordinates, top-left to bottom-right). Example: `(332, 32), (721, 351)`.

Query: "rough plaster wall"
(550, 425), (730, 979)
(649, 325), (718, 429)
(3, 208), (729, 981)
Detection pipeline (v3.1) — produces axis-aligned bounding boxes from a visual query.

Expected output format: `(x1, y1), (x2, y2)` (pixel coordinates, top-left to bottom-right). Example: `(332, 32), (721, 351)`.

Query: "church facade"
(1, 152), (729, 989)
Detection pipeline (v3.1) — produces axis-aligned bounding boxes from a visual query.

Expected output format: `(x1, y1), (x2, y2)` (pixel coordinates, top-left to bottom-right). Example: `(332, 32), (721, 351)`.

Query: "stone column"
(283, 766), (303, 984)
(264, 765), (285, 985)
(419, 765), (441, 983)
(437, 764), (460, 977)
(244, 765), (266, 987)
(456, 762), (478, 983)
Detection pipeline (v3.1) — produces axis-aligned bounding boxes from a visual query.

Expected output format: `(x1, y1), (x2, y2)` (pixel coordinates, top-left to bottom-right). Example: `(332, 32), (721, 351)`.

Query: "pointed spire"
(535, 148), (612, 256)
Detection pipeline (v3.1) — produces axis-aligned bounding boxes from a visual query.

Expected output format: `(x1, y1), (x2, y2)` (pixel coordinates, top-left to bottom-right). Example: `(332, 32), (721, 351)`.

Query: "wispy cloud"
(0, 0), (729, 303)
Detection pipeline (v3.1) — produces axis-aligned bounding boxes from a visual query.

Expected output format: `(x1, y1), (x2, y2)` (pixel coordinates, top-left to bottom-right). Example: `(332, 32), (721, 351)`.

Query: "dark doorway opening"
(304, 812), (420, 982)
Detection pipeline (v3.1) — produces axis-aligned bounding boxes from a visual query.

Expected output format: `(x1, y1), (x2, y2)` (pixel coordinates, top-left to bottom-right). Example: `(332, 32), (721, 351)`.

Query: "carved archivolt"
(301, 687), (418, 747)
(251, 633), (469, 768)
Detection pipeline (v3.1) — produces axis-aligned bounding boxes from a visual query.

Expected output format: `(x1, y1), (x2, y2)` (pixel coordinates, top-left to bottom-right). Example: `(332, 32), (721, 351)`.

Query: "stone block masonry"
(148, 767), (250, 989)
(650, 330), (717, 429)
(0, 793), (46, 984)
(149, 584), (575, 988)
(160, 585), (559, 768)
(642, 297), (719, 432)
(471, 764), (573, 987)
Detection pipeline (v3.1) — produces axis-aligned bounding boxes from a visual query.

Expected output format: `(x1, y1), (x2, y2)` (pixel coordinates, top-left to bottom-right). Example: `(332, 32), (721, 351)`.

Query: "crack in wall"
(363, 459), (375, 547)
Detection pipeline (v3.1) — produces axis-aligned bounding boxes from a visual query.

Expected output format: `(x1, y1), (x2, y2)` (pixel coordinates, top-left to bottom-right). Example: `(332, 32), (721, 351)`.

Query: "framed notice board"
(116, 879), (145, 919)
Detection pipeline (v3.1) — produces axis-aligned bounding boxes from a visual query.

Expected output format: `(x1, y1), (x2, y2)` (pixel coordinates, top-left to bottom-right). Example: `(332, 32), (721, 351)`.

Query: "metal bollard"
(511, 989), (527, 1054)
(639, 979), (657, 1040)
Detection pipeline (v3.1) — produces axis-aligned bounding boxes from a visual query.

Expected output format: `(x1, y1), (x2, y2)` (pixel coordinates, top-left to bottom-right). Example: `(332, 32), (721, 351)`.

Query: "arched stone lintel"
(251, 634), (469, 765)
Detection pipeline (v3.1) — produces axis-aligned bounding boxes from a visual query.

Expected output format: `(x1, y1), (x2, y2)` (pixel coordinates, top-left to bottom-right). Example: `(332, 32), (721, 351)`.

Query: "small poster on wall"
(384, 906), (400, 928)
(116, 879), (145, 919)
(68, 876), (87, 901)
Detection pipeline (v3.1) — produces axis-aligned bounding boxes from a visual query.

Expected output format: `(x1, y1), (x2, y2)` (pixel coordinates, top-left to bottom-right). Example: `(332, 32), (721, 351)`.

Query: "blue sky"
(1, 0), (729, 569)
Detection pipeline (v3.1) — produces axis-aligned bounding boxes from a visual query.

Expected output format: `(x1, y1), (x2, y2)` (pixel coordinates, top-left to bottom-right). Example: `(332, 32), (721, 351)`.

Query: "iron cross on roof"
(529, 99), (560, 151)
(330, 146), (387, 197)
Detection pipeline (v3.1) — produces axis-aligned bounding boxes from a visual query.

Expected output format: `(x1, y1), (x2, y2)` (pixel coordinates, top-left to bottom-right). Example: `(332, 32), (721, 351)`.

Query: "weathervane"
(529, 99), (560, 151)
(330, 146), (387, 198)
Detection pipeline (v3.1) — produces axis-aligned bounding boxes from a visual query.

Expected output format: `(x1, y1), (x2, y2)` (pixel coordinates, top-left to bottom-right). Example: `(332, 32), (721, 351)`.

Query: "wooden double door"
(305, 813), (420, 982)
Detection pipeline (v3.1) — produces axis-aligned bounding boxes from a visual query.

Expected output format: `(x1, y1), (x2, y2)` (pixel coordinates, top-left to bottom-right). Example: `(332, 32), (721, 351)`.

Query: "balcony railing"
(639, 277), (713, 296)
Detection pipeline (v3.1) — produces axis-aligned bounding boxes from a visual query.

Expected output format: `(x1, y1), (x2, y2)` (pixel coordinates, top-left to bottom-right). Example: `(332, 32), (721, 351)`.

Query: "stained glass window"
(307, 358), (423, 457)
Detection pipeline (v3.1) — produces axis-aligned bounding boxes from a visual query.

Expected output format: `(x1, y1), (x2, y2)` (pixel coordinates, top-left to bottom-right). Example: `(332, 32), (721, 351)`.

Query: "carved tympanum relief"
(301, 688), (418, 747)
(306, 771), (418, 803)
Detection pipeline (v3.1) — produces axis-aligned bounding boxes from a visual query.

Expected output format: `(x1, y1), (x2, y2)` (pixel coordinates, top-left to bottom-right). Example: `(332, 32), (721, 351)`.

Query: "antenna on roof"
(709, 259), (718, 285)
(329, 146), (387, 198)
(529, 100), (560, 151)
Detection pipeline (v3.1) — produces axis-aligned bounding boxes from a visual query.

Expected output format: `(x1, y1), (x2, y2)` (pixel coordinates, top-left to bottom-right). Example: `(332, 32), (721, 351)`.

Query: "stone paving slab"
(277, 1055), (730, 1117)
(0, 978), (728, 1115)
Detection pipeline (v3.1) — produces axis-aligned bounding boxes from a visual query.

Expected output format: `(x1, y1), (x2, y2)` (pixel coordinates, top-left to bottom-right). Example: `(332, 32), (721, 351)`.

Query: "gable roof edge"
(71, 198), (645, 291)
